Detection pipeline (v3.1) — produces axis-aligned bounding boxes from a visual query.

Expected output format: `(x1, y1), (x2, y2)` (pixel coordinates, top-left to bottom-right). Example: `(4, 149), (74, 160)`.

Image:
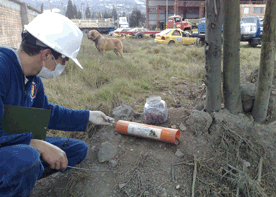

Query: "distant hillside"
(22, 0), (146, 16)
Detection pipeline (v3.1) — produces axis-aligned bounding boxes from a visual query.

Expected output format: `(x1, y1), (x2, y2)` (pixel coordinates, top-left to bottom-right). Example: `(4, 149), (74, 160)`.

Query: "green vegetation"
(43, 37), (261, 137)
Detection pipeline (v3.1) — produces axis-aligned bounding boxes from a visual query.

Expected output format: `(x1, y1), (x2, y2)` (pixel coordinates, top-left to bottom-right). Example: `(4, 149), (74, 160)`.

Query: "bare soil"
(30, 80), (276, 197)
(31, 107), (199, 197)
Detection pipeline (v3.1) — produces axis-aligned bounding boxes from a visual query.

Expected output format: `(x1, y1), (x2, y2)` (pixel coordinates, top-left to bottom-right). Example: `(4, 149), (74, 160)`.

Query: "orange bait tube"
(115, 120), (180, 144)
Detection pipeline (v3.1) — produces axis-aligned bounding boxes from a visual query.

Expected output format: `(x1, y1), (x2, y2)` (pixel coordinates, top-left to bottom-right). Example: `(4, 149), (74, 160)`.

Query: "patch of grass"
(43, 37), (262, 138)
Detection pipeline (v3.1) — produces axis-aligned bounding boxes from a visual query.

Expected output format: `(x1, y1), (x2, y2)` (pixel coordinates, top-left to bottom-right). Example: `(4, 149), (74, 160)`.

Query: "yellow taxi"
(154, 29), (197, 45)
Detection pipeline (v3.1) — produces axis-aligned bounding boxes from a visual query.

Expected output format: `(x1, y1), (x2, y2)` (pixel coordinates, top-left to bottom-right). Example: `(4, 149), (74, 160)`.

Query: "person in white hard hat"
(0, 12), (114, 197)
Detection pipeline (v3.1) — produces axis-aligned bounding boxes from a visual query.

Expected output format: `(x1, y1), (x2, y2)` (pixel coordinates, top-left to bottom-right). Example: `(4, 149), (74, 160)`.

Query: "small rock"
(109, 160), (117, 167)
(243, 160), (251, 168)
(171, 125), (177, 129)
(48, 189), (52, 193)
(130, 149), (133, 152)
(175, 149), (184, 158)
(119, 183), (126, 189)
(186, 110), (212, 134)
(195, 104), (204, 111)
(144, 191), (150, 196)
(176, 185), (181, 190)
(91, 145), (96, 151)
(272, 91), (276, 95)
(98, 141), (117, 163)
(160, 188), (167, 197)
(179, 123), (186, 131)
(112, 104), (134, 120)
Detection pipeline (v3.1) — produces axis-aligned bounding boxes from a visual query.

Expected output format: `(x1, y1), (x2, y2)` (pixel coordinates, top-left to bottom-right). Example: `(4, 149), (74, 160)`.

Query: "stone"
(144, 191), (150, 196)
(160, 188), (167, 197)
(119, 183), (126, 189)
(240, 81), (256, 112)
(112, 104), (134, 121)
(171, 125), (177, 129)
(109, 160), (118, 167)
(175, 149), (184, 158)
(98, 141), (117, 163)
(91, 145), (96, 151)
(186, 110), (212, 134)
(179, 123), (186, 131)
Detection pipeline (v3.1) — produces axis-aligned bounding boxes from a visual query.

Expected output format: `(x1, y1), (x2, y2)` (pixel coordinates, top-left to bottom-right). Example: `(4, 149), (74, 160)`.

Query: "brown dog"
(87, 30), (124, 57)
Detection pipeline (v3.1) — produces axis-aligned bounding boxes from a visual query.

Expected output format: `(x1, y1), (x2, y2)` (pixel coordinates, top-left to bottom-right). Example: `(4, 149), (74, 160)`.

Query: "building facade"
(146, 0), (266, 30)
(240, 4), (266, 18)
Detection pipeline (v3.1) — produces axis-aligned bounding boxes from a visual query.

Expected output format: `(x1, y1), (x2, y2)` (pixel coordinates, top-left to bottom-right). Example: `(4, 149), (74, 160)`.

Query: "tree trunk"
(252, 0), (276, 122)
(222, 0), (243, 114)
(205, 0), (224, 113)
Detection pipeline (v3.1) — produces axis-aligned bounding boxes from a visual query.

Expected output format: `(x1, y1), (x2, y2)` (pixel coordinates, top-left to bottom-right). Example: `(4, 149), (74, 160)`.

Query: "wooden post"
(20, 3), (29, 30)
(252, 0), (276, 122)
(223, 0), (243, 114)
(205, 0), (224, 113)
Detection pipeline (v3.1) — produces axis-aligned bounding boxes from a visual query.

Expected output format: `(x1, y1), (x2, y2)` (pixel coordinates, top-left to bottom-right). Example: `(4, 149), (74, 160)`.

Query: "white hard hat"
(24, 12), (83, 69)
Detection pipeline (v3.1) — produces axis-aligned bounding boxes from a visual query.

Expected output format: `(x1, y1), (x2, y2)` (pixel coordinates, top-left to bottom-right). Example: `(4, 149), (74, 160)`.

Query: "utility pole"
(48, 0), (52, 12)
(81, 3), (84, 19)
(166, 0), (168, 27)
(59, 1), (64, 15)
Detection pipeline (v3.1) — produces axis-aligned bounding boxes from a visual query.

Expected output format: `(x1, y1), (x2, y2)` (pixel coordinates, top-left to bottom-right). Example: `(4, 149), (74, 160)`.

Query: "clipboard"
(1, 105), (51, 140)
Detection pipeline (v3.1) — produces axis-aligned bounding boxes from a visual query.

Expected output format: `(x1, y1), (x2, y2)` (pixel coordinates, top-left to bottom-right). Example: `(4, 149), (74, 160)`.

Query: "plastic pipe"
(115, 120), (180, 144)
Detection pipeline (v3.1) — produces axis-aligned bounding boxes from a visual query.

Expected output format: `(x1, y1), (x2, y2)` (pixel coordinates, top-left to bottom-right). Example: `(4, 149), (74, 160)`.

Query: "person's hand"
(30, 139), (68, 171)
(89, 111), (115, 125)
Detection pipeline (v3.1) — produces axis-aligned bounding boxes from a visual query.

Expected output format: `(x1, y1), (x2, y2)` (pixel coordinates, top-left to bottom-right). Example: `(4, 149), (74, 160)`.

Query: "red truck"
(167, 15), (193, 33)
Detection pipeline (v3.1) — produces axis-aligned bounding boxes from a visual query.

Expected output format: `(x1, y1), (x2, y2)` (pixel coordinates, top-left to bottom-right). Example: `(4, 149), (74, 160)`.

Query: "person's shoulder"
(0, 46), (17, 64)
(0, 46), (16, 55)
(0, 47), (12, 69)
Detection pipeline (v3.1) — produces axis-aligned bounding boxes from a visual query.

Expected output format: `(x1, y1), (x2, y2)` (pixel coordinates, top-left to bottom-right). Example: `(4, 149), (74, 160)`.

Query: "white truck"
(118, 17), (129, 28)
(71, 18), (115, 35)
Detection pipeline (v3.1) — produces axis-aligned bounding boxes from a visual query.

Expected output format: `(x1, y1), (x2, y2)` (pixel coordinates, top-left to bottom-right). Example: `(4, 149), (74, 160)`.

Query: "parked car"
(114, 28), (131, 37)
(108, 30), (115, 36)
(154, 29), (197, 45)
(124, 28), (158, 39)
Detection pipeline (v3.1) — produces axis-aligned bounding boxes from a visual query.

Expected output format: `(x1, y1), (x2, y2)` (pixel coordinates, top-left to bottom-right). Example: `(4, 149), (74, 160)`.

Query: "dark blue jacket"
(0, 46), (89, 147)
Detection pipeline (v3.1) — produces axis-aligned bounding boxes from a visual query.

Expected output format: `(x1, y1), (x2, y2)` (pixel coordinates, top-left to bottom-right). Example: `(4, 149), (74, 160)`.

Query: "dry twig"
(227, 164), (268, 197)
(192, 159), (198, 197)
(120, 153), (145, 190)
(257, 157), (263, 183)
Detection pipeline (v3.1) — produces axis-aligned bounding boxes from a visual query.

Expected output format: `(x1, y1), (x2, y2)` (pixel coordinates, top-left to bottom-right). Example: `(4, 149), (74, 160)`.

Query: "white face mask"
(37, 56), (66, 79)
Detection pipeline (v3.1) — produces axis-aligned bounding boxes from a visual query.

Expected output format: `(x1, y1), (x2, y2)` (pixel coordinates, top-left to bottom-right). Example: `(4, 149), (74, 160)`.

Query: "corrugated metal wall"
(147, 0), (174, 29)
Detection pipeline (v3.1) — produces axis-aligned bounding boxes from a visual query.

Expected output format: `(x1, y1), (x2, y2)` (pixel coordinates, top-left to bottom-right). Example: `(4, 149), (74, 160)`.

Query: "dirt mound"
(30, 107), (276, 197)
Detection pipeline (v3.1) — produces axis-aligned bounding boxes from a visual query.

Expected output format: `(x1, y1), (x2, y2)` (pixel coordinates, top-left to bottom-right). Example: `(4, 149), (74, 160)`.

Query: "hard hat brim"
(72, 58), (83, 69)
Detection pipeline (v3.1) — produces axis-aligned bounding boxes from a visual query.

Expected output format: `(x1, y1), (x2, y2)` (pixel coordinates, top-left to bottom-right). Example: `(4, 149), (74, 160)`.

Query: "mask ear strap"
(52, 55), (58, 65)
(43, 60), (45, 67)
